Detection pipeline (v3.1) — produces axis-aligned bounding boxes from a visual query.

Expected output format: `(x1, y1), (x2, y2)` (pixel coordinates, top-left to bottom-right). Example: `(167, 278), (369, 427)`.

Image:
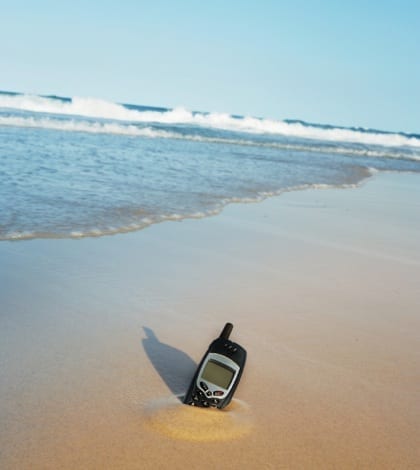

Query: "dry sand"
(0, 172), (419, 469)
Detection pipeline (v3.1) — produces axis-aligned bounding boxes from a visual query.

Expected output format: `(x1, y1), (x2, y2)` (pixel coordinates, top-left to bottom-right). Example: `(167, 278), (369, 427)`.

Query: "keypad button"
(200, 381), (208, 391)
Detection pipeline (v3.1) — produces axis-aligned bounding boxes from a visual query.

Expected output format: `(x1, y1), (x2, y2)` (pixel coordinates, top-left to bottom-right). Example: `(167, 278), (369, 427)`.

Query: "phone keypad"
(187, 387), (220, 408)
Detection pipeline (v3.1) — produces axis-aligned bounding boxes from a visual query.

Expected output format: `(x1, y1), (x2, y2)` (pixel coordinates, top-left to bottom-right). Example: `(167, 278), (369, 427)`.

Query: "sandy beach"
(0, 171), (419, 469)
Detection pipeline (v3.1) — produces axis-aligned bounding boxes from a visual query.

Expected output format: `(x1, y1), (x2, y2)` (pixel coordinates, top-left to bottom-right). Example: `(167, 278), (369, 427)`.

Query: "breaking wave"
(1, 92), (420, 149)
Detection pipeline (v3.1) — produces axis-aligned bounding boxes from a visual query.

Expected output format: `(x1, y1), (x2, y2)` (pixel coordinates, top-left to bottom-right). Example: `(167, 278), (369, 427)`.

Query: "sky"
(1, 0), (419, 133)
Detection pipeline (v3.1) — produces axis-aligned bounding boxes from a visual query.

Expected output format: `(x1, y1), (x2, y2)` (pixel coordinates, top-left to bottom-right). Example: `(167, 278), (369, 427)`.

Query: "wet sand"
(0, 172), (419, 469)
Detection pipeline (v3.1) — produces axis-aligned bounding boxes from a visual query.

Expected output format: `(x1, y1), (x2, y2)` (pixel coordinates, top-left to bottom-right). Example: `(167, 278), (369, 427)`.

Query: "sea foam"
(1, 115), (419, 162)
(1, 92), (420, 148)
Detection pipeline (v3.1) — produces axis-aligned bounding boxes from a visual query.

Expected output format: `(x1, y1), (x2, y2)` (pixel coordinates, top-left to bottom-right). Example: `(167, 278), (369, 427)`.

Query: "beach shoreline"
(1, 171), (419, 469)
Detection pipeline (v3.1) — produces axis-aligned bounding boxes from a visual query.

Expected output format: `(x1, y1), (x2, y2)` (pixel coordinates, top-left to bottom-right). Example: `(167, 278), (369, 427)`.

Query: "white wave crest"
(1, 115), (420, 162)
(0, 115), (177, 138)
(1, 93), (420, 148)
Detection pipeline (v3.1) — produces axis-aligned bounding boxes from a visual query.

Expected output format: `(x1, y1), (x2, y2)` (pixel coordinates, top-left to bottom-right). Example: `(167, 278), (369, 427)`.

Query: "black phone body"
(183, 324), (246, 409)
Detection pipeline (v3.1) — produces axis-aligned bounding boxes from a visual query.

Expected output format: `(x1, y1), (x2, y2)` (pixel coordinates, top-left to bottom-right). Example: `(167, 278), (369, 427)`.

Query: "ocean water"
(1, 90), (419, 241)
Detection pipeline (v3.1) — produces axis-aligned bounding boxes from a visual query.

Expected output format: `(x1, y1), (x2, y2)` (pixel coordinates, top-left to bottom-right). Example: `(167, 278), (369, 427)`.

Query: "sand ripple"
(144, 396), (253, 441)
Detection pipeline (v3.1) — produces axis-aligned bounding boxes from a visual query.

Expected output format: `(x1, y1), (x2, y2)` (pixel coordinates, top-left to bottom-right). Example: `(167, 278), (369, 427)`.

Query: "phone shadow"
(142, 326), (197, 401)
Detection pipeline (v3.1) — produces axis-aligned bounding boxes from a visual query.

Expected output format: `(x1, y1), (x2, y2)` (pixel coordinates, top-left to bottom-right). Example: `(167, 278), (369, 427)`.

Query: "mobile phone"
(183, 323), (246, 409)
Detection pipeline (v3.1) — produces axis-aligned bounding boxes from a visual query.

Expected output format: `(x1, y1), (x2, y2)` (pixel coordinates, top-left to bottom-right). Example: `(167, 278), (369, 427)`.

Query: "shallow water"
(1, 91), (419, 240)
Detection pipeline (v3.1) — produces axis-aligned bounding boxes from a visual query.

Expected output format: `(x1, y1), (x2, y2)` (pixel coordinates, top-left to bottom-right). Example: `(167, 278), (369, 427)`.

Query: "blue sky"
(1, 0), (419, 132)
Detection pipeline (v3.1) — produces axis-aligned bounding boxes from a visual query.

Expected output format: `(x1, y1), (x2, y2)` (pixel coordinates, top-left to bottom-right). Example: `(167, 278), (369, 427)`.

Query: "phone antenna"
(219, 322), (233, 340)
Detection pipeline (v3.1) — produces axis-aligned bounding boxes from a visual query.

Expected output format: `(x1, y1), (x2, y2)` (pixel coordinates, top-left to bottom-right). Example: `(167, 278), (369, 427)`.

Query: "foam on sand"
(144, 396), (253, 441)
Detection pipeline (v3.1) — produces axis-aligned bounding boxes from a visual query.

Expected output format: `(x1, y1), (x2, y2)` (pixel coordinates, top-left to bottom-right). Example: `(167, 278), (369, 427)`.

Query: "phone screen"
(201, 359), (235, 389)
